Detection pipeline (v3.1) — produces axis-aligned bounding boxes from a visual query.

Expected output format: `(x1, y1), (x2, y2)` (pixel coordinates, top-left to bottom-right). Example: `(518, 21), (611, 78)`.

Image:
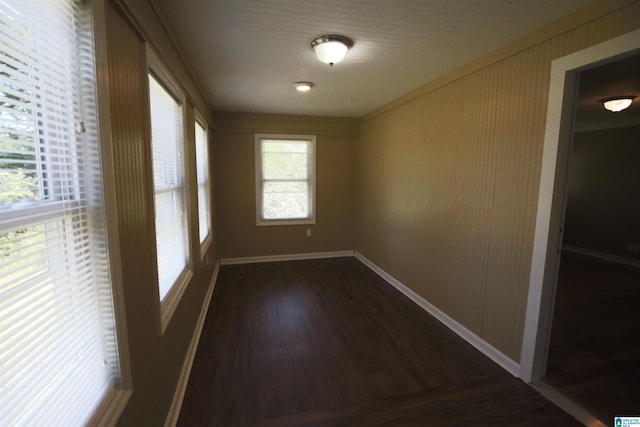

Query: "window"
(0, 0), (125, 424)
(255, 134), (316, 225)
(195, 114), (211, 254)
(147, 50), (191, 329)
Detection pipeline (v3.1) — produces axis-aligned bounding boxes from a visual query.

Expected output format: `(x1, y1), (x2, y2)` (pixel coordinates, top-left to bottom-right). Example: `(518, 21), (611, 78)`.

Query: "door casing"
(520, 28), (640, 384)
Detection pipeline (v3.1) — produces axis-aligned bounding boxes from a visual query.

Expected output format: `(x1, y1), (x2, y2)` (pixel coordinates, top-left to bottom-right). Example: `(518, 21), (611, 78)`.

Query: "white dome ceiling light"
(600, 96), (636, 112)
(295, 82), (314, 92)
(311, 35), (353, 66)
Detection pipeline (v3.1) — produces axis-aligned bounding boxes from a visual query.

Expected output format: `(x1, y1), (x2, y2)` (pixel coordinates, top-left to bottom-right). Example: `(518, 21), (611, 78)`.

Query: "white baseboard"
(563, 244), (640, 268)
(354, 251), (520, 377)
(220, 250), (354, 265)
(163, 261), (220, 427)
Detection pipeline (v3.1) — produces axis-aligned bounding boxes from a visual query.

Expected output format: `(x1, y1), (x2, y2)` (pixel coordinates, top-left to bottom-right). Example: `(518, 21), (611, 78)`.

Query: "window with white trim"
(147, 52), (191, 327)
(255, 134), (316, 225)
(0, 0), (124, 424)
(194, 115), (211, 253)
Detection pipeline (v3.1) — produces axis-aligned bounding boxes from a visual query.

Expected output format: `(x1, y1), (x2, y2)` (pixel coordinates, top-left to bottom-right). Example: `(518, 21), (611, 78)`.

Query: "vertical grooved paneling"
(105, 4), (217, 426)
(105, 4), (162, 425)
(356, 3), (640, 361)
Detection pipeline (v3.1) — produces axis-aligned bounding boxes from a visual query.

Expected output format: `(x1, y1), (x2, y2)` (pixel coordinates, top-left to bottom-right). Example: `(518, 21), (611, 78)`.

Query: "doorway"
(520, 28), (640, 426)
(545, 53), (640, 424)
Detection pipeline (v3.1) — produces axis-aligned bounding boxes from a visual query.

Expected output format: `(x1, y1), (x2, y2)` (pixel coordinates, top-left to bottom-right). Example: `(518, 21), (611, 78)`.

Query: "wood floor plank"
(546, 251), (640, 425)
(178, 257), (580, 426)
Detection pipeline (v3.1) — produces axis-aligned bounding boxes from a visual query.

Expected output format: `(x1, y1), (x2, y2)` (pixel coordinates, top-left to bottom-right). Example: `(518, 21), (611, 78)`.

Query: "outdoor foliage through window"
(256, 135), (315, 223)
(1, 0), (120, 424)
(1, 27), (48, 275)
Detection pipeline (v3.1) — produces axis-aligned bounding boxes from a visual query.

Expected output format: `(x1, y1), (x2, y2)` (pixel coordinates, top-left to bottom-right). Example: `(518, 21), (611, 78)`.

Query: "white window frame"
(92, 1), (133, 422)
(255, 134), (316, 226)
(0, 0), (131, 424)
(194, 110), (212, 258)
(146, 47), (193, 334)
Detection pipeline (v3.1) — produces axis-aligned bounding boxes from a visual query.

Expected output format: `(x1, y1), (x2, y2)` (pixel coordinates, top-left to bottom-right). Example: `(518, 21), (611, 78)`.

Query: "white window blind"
(255, 134), (316, 225)
(148, 72), (189, 302)
(195, 118), (211, 247)
(0, 0), (120, 425)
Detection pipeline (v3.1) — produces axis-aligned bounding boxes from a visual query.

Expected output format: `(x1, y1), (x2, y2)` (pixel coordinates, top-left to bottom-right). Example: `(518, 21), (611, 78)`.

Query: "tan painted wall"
(355, 1), (640, 361)
(102, 1), (217, 426)
(212, 113), (358, 259)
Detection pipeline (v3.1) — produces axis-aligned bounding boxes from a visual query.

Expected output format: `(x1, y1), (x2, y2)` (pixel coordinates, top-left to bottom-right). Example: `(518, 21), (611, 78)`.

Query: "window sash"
(147, 66), (190, 305)
(154, 189), (187, 300)
(255, 135), (316, 225)
(0, 0), (120, 424)
(194, 118), (210, 246)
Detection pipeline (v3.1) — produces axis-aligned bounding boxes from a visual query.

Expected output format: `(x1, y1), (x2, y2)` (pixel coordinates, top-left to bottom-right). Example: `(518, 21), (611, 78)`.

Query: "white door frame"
(519, 29), (640, 383)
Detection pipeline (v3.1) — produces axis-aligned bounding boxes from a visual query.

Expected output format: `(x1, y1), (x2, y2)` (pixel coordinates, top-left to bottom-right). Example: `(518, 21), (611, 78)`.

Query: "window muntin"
(0, 0), (121, 424)
(195, 116), (211, 251)
(147, 71), (190, 304)
(255, 134), (316, 225)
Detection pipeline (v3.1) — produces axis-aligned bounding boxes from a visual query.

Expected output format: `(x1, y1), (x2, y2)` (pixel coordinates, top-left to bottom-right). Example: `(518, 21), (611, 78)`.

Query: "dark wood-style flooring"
(546, 251), (640, 426)
(177, 257), (580, 426)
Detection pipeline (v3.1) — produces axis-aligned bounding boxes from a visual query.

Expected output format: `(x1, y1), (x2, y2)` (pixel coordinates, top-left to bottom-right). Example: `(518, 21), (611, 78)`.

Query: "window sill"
(199, 233), (213, 261)
(88, 387), (132, 427)
(158, 267), (194, 336)
(256, 218), (316, 227)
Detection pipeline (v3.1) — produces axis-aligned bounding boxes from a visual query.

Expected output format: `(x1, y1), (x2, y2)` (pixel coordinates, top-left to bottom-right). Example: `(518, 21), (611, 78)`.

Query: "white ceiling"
(152, 0), (598, 117)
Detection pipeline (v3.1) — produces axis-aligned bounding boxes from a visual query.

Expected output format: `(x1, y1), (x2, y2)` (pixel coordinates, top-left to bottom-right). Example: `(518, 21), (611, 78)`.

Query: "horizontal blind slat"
(148, 71), (188, 301)
(0, 0), (119, 424)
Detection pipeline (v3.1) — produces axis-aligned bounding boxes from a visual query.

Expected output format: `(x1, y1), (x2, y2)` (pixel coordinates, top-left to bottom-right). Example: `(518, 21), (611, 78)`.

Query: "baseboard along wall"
(353, 251), (520, 377)
(167, 250), (522, 425)
(563, 244), (640, 269)
(220, 250), (355, 265)
(164, 261), (220, 427)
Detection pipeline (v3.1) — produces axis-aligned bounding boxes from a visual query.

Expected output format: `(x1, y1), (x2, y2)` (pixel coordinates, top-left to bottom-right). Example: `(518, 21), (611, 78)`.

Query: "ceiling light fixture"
(599, 96), (636, 112)
(311, 35), (353, 66)
(295, 82), (314, 92)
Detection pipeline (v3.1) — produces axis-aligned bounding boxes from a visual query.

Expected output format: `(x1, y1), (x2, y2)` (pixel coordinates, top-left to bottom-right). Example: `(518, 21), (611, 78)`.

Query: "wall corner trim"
(163, 261), (221, 427)
(354, 251), (521, 378)
(220, 250), (355, 265)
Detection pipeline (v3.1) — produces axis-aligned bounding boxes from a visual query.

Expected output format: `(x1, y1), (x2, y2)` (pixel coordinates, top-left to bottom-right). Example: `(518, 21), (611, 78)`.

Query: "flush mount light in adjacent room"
(599, 96), (636, 112)
(295, 82), (314, 92)
(311, 35), (353, 66)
